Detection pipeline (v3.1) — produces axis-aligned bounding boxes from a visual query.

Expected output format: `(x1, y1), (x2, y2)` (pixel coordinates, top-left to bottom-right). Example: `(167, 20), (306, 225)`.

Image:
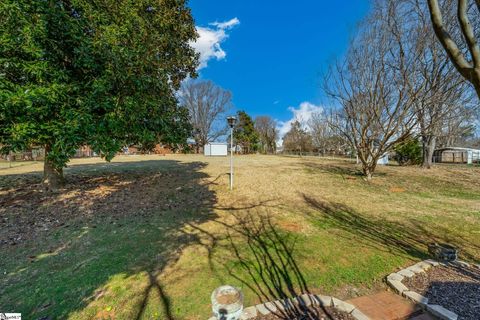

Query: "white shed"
(377, 154), (389, 165)
(359, 153), (389, 165)
(204, 143), (228, 156)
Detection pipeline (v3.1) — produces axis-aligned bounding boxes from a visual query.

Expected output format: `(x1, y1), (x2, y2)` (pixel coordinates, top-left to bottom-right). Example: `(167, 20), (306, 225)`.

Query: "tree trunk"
(365, 171), (372, 181)
(362, 160), (376, 181)
(422, 135), (436, 169)
(43, 145), (64, 190)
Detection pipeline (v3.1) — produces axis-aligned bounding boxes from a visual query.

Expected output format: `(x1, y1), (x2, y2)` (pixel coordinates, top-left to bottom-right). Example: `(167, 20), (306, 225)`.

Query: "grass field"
(1, 154), (479, 319)
(0, 160), (40, 170)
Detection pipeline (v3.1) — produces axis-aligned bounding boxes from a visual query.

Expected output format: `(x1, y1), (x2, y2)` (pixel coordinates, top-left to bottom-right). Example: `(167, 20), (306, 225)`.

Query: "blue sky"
(189, 0), (370, 136)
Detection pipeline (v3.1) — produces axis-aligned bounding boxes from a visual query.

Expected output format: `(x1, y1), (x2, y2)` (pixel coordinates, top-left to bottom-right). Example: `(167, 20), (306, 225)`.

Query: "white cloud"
(191, 18), (240, 70)
(209, 17), (240, 30)
(277, 102), (324, 145)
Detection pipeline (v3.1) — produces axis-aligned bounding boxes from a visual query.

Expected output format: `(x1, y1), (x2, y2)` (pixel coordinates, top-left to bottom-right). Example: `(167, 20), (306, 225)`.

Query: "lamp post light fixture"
(227, 116), (237, 190)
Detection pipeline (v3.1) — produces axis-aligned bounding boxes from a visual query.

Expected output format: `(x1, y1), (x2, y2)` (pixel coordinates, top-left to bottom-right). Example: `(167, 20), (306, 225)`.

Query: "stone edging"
(208, 293), (370, 320)
(386, 259), (478, 320)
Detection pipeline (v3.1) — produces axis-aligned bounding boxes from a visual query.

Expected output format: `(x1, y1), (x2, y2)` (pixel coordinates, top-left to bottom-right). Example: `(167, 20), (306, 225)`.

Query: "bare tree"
(410, 0), (476, 168)
(308, 112), (348, 155)
(324, 1), (421, 180)
(282, 120), (313, 155)
(254, 116), (278, 154)
(427, 0), (480, 98)
(437, 108), (478, 146)
(179, 80), (232, 152)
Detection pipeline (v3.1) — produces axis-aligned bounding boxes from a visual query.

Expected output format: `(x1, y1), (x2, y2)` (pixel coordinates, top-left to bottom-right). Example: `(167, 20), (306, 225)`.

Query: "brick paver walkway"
(347, 291), (434, 320)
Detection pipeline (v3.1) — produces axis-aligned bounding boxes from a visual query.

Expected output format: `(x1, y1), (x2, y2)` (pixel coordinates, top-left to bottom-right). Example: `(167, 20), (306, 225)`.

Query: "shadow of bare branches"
(301, 193), (480, 263)
(135, 271), (174, 320)
(301, 193), (428, 259)
(220, 213), (335, 320)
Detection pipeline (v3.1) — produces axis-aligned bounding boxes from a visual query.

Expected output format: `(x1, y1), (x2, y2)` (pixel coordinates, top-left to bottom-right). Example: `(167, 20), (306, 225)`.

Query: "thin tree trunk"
(422, 135), (436, 169)
(365, 171), (372, 181)
(362, 160), (376, 181)
(43, 145), (64, 190)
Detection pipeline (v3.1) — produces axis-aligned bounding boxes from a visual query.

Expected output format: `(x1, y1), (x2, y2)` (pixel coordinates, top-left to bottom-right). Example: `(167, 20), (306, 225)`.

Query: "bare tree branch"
(179, 80), (232, 152)
(323, 0), (421, 180)
(254, 116), (278, 154)
(427, 0), (480, 97)
(458, 0), (480, 67)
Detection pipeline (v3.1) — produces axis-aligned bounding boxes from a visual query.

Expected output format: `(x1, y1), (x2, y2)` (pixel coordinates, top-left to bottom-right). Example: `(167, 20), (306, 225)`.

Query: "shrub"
(394, 139), (422, 165)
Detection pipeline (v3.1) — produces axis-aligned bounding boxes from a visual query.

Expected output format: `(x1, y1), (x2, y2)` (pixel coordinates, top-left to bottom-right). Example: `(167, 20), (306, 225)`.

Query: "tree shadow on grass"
(301, 161), (366, 178)
(0, 159), (218, 319)
(135, 271), (173, 320)
(301, 193), (428, 259)
(217, 213), (335, 320)
(301, 193), (480, 263)
(408, 220), (480, 263)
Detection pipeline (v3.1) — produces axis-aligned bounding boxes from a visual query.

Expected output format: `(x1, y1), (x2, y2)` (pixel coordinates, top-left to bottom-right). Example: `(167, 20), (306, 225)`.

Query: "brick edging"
(386, 259), (475, 320)
(208, 293), (370, 320)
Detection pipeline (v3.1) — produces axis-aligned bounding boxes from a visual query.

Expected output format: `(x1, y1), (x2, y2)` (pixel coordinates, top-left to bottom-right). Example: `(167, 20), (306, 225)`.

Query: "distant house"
(356, 153), (389, 165)
(120, 144), (172, 155)
(153, 144), (172, 155)
(2, 147), (45, 161)
(433, 147), (480, 164)
(377, 153), (389, 165)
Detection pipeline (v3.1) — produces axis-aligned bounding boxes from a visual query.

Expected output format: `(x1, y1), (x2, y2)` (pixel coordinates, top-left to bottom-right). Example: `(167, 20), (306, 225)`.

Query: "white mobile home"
(433, 147), (480, 164)
(204, 143), (228, 156)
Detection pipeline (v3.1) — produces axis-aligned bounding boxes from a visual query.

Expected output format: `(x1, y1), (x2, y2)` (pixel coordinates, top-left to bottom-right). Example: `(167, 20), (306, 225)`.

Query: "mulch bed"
(254, 305), (356, 320)
(403, 264), (480, 320)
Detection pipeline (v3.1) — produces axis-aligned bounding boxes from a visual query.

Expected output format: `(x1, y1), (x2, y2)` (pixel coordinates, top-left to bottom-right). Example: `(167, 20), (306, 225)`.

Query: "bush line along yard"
(0, 154), (478, 319)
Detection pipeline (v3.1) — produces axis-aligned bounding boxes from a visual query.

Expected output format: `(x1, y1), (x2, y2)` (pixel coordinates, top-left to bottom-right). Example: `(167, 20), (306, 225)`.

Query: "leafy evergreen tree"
(394, 139), (422, 166)
(233, 111), (258, 153)
(0, 0), (198, 188)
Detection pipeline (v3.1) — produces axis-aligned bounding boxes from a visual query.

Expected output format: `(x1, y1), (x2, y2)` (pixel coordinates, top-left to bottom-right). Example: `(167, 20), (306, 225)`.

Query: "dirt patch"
(403, 264), (480, 320)
(278, 221), (303, 233)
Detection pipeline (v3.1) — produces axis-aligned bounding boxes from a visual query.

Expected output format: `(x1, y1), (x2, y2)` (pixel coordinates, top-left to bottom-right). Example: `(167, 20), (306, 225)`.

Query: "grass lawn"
(0, 160), (41, 170)
(0, 155), (479, 319)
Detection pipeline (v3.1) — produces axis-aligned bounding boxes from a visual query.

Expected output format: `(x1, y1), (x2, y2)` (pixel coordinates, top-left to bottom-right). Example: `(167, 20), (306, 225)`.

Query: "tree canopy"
(254, 116), (277, 154)
(282, 120), (312, 154)
(179, 80), (232, 152)
(0, 0), (198, 188)
(233, 111), (258, 154)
